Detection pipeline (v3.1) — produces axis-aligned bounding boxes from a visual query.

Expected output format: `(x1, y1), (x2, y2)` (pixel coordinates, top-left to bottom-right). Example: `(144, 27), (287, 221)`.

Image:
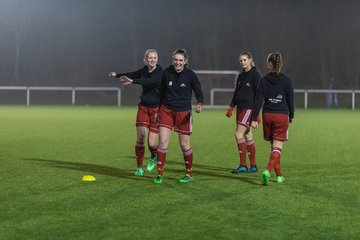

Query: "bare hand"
(120, 76), (133, 85)
(196, 104), (203, 113)
(251, 121), (258, 130)
(108, 72), (117, 77)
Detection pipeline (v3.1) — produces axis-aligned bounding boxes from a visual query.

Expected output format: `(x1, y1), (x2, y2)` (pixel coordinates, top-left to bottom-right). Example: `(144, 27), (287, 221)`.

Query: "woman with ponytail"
(251, 52), (294, 186)
(109, 49), (163, 176)
(227, 52), (261, 174)
(153, 49), (204, 184)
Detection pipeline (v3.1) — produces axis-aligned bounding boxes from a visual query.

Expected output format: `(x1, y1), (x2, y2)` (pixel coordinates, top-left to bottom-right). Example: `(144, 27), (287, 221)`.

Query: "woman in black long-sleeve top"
(251, 52), (294, 186)
(109, 49), (163, 176)
(154, 49), (204, 184)
(226, 52), (261, 174)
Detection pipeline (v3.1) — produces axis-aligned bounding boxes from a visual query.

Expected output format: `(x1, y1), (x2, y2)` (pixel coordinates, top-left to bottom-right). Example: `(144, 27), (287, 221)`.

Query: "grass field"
(0, 106), (359, 240)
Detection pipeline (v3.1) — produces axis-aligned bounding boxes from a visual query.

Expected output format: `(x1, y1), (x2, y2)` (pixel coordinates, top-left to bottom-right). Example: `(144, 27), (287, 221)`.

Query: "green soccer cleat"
(153, 175), (163, 184)
(276, 176), (285, 184)
(147, 155), (157, 172)
(134, 167), (144, 176)
(262, 170), (270, 186)
(178, 173), (193, 183)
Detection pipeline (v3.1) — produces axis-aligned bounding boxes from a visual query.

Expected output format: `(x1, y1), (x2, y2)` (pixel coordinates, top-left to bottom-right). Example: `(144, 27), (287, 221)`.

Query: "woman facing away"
(226, 52), (261, 174)
(109, 49), (163, 176)
(251, 52), (294, 186)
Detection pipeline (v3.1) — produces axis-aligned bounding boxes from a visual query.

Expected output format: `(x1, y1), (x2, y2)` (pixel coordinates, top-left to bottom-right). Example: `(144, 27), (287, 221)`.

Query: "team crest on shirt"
(169, 81), (173, 86)
(180, 83), (186, 87)
(246, 83), (250, 87)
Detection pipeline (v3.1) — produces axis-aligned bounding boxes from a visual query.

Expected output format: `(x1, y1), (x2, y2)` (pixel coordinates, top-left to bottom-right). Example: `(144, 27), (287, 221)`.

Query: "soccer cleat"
(276, 176), (285, 184)
(153, 175), (163, 184)
(134, 167), (144, 176)
(231, 165), (248, 174)
(178, 174), (193, 183)
(262, 170), (270, 186)
(146, 155), (157, 171)
(247, 165), (258, 173)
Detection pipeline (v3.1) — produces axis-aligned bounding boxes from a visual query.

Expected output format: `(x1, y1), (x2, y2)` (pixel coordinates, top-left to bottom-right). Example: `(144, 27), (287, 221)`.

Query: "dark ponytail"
(267, 52), (282, 74)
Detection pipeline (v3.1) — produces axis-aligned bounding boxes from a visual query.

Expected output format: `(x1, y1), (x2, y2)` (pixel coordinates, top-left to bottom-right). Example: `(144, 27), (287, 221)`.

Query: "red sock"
(135, 142), (145, 167)
(274, 149), (283, 176)
(236, 138), (247, 166)
(148, 145), (157, 158)
(246, 140), (256, 166)
(156, 147), (167, 176)
(267, 147), (281, 173)
(183, 148), (193, 175)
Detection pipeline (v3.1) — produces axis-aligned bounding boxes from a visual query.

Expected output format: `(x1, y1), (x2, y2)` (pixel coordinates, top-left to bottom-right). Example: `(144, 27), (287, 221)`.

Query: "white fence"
(210, 88), (360, 110)
(0, 86), (121, 106)
(1, 68), (360, 109)
(1, 85), (360, 109)
(293, 89), (360, 110)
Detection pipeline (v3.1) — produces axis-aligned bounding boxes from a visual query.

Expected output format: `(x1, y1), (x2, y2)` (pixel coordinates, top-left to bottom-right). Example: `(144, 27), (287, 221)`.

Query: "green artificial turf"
(0, 106), (359, 240)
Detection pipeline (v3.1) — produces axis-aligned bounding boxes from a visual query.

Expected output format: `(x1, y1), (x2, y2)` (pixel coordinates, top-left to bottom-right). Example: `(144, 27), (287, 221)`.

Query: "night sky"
(0, 0), (359, 89)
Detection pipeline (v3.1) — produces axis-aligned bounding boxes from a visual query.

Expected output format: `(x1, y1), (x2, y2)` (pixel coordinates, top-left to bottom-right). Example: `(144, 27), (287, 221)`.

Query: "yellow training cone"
(82, 175), (96, 181)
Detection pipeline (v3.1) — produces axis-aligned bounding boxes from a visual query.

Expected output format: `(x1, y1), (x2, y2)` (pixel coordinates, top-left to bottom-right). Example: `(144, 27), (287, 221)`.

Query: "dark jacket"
(229, 67), (261, 109)
(252, 72), (294, 122)
(159, 65), (204, 111)
(116, 65), (163, 107)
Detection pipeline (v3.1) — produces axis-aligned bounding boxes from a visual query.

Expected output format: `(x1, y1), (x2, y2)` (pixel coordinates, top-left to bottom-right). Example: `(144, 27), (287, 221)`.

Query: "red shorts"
(136, 104), (159, 133)
(158, 106), (192, 135)
(262, 112), (289, 142)
(236, 108), (253, 128)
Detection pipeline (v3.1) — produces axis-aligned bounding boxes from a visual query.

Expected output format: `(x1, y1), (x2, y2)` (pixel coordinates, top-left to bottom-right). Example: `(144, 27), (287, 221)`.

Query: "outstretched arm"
(132, 74), (162, 87)
(108, 68), (144, 79)
(120, 76), (133, 85)
(109, 72), (117, 77)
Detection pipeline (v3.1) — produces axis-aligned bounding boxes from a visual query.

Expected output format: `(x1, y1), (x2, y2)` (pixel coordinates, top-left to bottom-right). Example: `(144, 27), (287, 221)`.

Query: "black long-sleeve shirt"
(229, 67), (261, 109)
(116, 65), (163, 107)
(252, 72), (294, 122)
(159, 65), (204, 111)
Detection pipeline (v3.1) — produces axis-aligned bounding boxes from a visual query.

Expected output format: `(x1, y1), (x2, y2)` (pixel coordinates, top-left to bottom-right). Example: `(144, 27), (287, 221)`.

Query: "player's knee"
(148, 140), (158, 149)
(180, 144), (190, 152)
(137, 129), (146, 139)
(234, 131), (245, 139)
(245, 131), (252, 139)
(158, 139), (169, 149)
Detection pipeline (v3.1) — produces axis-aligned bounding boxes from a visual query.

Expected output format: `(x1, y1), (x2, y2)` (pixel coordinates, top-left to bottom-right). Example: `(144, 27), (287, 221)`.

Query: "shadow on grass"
(166, 160), (260, 185)
(22, 157), (260, 185)
(22, 158), (152, 182)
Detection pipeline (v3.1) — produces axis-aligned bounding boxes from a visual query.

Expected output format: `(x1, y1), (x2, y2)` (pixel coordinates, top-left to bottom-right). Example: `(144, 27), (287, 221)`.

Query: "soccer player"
(226, 52), (261, 174)
(251, 52), (294, 186)
(109, 49), (163, 176)
(154, 49), (204, 184)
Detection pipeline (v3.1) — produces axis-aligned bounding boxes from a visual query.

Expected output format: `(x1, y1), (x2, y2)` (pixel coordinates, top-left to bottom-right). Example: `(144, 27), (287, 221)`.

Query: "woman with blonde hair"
(109, 49), (163, 176)
(227, 52), (261, 174)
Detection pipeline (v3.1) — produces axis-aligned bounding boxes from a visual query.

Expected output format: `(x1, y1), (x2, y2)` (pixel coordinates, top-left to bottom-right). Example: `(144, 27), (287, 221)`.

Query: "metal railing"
(210, 88), (360, 110)
(0, 86), (121, 106)
(1, 85), (360, 109)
